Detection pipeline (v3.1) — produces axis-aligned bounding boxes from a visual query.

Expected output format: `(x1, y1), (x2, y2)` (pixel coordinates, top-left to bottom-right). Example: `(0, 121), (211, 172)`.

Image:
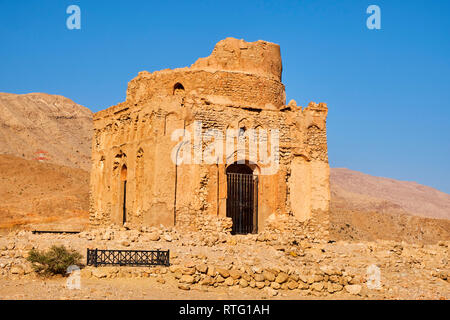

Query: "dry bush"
(27, 245), (82, 276)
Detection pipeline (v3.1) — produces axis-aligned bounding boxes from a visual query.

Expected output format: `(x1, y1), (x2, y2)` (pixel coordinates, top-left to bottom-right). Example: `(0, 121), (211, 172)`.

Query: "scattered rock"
(229, 270), (241, 280)
(178, 283), (190, 290)
(345, 284), (362, 295)
(311, 282), (324, 292)
(270, 282), (281, 289)
(180, 275), (195, 284)
(147, 233), (160, 241)
(200, 276), (214, 286)
(239, 279), (248, 288)
(196, 264), (208, 274)
(275, 272), (289, 284)
(265, 287), (278, 296)
(217, 268), (230, 278)
(287, 281), (298, 290)
(10, 266), (24, 275)
(263, 270), (275, 282)
(224, 277), (234, 286)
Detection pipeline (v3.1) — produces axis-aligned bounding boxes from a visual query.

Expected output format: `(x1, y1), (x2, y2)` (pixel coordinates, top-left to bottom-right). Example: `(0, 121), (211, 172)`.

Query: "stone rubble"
(0, 227), (448, 299)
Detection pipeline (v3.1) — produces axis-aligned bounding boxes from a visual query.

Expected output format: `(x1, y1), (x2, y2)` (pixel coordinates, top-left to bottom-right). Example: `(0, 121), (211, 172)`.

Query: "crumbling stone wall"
(90, 37), (330, 239)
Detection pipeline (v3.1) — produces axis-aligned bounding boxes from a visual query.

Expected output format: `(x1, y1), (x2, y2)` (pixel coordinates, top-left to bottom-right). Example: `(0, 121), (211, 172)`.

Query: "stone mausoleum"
(90, 38), (330, 236)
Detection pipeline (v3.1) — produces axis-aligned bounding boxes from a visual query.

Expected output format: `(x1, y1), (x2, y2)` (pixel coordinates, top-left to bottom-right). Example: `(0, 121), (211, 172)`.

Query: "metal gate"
(226, 173), (258, 234)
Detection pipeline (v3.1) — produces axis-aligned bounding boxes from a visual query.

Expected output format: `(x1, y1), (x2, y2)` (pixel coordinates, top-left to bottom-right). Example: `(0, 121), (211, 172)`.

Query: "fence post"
(94, 248), (98, 267)
(167, 249), (170, 266)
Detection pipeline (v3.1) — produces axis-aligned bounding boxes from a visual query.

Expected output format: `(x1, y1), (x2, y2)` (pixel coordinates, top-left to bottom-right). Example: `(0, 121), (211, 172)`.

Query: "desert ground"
(0, 226), (448, 300)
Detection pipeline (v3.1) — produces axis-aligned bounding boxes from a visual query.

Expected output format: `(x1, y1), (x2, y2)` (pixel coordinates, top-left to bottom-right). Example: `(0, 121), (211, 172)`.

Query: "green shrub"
(27, 245), (82, 276)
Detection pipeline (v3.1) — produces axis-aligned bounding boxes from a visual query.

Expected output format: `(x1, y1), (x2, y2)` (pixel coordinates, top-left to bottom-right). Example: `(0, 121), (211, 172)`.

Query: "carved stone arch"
(294, 153), (311, 162)
(237, 118), (251, 133)
(165, 111), (181, 122)
(307, 124), (322, 131)
(113, 150), (127, 171)
(225, 150), (260, 175)
(165, 111), (184, 136)
(225, 158), (260, 175)
(142, 112), (156, 138)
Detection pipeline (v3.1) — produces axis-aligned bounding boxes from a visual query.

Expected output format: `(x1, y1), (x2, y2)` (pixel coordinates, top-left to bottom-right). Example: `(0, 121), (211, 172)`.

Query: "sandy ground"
(0, 277), (365, 300)
(0, 229), (449, 300)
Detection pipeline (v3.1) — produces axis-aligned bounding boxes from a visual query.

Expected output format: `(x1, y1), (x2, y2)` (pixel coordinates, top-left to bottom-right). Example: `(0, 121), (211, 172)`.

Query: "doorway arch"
(226, 162), (258, 234)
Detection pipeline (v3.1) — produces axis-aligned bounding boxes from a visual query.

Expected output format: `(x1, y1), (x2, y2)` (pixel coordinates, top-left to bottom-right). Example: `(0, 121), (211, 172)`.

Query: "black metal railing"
(86, 248), (170, 267)
(32, 230), (80, 234)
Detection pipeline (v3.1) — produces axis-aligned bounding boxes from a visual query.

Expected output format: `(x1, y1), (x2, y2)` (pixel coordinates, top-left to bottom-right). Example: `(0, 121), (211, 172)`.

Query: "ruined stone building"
(90, 38), (330, 235)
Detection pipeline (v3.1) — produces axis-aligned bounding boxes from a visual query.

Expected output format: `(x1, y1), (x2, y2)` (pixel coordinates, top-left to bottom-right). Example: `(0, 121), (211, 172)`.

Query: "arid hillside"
(0, 154), (89, 230)
(330, 168), (450, 243)
(0, 92), (92, 230)
(331, 168), (450, 220)
(0, 92), (92, 170)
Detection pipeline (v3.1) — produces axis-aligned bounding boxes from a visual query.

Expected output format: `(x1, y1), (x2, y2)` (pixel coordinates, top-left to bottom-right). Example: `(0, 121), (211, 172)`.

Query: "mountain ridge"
(330, 167), (450, 220)
(0, 92), (93, 170)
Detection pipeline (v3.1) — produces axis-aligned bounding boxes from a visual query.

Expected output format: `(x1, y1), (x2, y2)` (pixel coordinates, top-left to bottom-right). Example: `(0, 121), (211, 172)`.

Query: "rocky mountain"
(0, 93), (92, 230)
(331, 168), (450, 220)
(330, 168), (450, 243)
(0, 92), (92, 170)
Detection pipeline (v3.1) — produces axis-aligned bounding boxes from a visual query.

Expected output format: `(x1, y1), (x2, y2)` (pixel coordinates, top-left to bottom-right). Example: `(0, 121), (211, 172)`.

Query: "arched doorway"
(120, 164), (127, 224)
(226, 162), (258, 234)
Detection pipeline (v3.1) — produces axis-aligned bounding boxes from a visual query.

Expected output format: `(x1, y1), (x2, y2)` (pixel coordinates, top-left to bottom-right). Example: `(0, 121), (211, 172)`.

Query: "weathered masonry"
(90, 37), (330, 235)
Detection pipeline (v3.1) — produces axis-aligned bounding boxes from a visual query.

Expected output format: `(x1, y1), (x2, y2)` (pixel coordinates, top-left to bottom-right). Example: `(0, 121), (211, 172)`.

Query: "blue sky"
(0, 0), (449, 193)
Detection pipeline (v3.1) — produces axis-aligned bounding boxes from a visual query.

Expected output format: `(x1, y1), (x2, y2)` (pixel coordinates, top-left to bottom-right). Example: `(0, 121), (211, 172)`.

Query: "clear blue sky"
(0, 0), (449, 193)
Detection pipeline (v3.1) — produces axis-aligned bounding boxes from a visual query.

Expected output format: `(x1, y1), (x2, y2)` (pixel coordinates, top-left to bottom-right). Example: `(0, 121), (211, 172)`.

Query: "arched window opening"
(173, 82), (185, 95)
(238, 127), (246, 137)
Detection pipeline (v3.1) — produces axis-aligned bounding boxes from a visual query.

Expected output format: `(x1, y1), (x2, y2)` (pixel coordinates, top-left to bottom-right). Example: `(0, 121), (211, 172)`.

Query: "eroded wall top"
(96, 37), (287, 118)
(191, 37), (282, 81)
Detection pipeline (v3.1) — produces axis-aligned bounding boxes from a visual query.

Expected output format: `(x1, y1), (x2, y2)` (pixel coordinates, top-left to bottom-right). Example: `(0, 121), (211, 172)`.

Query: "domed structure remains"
(90, 37), (330, 236)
